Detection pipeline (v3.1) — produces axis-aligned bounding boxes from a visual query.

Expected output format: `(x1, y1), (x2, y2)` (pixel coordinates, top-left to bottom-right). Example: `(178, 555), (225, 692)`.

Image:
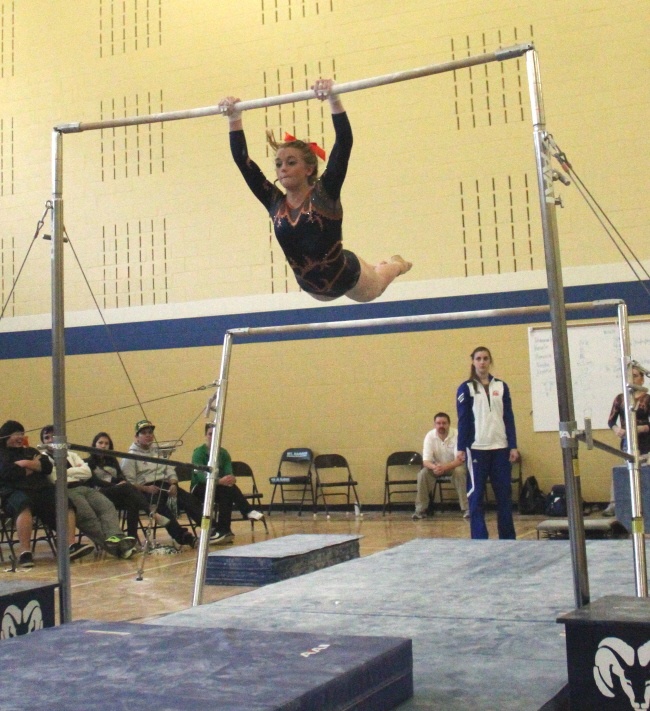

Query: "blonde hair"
(266, 129), (319, 186)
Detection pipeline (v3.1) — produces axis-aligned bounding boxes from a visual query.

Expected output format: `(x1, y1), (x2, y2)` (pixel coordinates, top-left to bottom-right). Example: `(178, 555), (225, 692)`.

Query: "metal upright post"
(192, 332), (234, 606)
(526, 49), (590, 608)
(51, 130), (72, 623)
(616, 303), (648, 596)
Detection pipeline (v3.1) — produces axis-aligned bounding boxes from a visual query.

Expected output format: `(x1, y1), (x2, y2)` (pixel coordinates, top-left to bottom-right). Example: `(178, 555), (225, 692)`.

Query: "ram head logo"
(594, 637), (650, 710)
(0, 600), (44, 639)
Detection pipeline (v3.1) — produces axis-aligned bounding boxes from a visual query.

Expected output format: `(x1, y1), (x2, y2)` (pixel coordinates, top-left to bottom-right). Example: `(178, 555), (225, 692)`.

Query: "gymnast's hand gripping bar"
(54, 43), (533, 134)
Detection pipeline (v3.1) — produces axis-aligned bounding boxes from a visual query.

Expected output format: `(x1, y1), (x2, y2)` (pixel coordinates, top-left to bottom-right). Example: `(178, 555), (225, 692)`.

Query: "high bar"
(55, 43), (533, 134)
(227, 300), (621, 338)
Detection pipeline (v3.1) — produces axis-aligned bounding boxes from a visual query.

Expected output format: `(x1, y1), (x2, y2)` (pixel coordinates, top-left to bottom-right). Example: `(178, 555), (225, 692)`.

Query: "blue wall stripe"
(0, 280), (648, 360)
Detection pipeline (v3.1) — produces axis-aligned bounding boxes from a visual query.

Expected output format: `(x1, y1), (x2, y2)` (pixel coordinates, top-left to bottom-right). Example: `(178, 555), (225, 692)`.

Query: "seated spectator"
(120, 419), (199, 548)
(191, 423), (264, 545)
(605, 366), (650, 516)
(40, 425), (136, 559)
(0, 420), (93, 567)
(413, 412), (469, 520)
(85, 431), (176, 539)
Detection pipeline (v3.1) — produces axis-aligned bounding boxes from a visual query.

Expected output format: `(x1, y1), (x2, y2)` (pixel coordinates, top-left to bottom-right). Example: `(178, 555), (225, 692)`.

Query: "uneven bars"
(227, 299), (621, 338)
(55, 43), (533, 134)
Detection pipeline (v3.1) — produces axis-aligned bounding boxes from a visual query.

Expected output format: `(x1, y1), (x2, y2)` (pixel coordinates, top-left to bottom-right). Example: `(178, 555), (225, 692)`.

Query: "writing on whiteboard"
(528, 322), (650, 432)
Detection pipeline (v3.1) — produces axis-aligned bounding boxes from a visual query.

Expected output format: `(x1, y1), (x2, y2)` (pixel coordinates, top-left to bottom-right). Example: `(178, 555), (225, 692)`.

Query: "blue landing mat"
(207, 533), (361, 586)
(158, 539), (639, 711)
(0, 620), (412, 711)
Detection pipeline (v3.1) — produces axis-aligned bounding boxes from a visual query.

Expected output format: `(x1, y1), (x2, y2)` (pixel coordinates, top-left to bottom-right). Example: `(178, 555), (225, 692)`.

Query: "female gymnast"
(219, 78), (411, 302)
(456, 346), (519, 540)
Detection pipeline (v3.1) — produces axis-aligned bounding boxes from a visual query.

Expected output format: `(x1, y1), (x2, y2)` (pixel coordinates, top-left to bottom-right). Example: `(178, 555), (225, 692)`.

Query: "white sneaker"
(412, 512), (424, 520)
(247, 510), (265, 521)
(463, 510), (470, 519)
(211, 531), (234, 545)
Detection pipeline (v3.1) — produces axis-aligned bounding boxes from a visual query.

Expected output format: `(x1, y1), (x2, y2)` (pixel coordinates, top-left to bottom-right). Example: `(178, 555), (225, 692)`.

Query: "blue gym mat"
(206, 533), (361, 586)
(0, 619), (412, 710)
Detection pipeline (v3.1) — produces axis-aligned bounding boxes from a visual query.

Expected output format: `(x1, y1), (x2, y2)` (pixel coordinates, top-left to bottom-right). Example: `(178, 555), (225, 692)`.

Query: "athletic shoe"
(412, 512), (424, 520)
(211, 531), (234, 545)
(118, 536), (137, 559)
(602, 504), (615, 517)
(463, 510), (470, 519)
(104, 535), (123, 557)
(247, 510), (265, 521)
(69, 542), (95, 561)
(18, 551), (34, 569)
(181, 532), (197, 548)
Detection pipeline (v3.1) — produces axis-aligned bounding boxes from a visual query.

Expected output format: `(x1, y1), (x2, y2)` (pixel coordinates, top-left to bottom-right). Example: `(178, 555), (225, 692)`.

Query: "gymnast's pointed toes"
(391, 255), (412, 274)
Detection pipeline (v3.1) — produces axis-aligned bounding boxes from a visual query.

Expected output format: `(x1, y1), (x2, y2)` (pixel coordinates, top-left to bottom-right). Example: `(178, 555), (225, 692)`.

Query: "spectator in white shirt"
(413, 412), (468, 520)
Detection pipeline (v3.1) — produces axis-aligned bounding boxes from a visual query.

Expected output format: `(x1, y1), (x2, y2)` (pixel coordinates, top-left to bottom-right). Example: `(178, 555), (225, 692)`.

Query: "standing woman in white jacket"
(456, 347), (519, 540)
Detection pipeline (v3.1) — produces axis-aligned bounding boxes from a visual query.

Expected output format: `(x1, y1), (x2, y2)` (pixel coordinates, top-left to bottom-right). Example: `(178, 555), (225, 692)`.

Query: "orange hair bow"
(283, 132), (326, 161)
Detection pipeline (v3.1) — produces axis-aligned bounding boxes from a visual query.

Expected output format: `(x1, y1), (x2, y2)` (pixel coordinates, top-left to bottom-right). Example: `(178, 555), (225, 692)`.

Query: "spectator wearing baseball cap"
(135, 419), (155, 435)
(120, 419), (201, 547)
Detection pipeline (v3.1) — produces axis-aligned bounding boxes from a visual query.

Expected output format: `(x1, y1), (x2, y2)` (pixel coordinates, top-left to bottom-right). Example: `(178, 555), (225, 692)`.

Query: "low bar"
(228, 300), (621, 338)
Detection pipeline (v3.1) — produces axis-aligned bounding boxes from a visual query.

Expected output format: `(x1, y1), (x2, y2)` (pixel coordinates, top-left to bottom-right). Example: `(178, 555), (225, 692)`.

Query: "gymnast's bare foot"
(390, 255), (412, 274)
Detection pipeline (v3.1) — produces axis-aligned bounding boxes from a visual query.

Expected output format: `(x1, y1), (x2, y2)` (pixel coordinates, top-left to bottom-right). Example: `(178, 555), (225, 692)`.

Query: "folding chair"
(0, 504), (14, 561)
(382, 451), (423, 515)
(268, 448), (315, 516)
(313, 453), (361, 517)
(33, 515), (57, 555)
(231, 460), (268, 532)
(118, 507), (152, 542)
(431, 474), (458, 514)
(0, 509), (57, 557)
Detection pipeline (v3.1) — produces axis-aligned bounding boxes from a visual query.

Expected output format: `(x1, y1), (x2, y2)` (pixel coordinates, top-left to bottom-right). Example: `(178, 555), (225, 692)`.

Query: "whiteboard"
(528, 321), (650, 432)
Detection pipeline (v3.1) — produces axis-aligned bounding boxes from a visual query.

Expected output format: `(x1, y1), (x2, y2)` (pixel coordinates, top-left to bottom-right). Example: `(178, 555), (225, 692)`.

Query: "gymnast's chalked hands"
(218, 96), (242, 121)
(312, 78), (345, 114)
(312, 78), (334, 99)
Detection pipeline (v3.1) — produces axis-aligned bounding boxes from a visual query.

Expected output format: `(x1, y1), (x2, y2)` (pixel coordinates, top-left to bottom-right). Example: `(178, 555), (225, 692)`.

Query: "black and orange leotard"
(229, 112), (360, 298)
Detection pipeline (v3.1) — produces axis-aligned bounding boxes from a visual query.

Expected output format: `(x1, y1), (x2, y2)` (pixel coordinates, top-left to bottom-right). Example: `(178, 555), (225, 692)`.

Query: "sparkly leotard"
(230, 112), (360, 298)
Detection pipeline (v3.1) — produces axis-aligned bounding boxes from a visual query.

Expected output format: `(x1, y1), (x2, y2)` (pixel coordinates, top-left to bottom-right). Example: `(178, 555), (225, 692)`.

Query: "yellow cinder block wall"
(0, 0), (647, 506)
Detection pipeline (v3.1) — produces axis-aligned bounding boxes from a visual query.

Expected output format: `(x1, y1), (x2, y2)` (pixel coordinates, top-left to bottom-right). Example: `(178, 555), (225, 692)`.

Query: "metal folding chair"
(382, 451), (422, 515)
(268, 448), (315, 516)
(231, 460), (268, 532)
(313, 453), (361, 517)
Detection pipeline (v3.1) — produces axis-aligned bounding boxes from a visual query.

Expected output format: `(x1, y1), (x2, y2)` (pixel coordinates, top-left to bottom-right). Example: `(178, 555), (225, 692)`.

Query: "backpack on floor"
(518, 476), (546, 515)
(544, 484), (567, 517)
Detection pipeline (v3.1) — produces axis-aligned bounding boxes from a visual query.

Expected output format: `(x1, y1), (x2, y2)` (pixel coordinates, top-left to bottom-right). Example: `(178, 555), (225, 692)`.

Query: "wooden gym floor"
(2, 509), (547, 624)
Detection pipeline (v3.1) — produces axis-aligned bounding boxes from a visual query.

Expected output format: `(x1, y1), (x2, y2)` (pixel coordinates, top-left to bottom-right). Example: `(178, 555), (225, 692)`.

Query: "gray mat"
(155, 539), (639, 711)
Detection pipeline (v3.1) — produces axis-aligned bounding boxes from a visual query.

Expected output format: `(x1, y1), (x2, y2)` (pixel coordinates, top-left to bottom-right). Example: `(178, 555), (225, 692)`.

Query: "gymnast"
(219, 78), (412, 302)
